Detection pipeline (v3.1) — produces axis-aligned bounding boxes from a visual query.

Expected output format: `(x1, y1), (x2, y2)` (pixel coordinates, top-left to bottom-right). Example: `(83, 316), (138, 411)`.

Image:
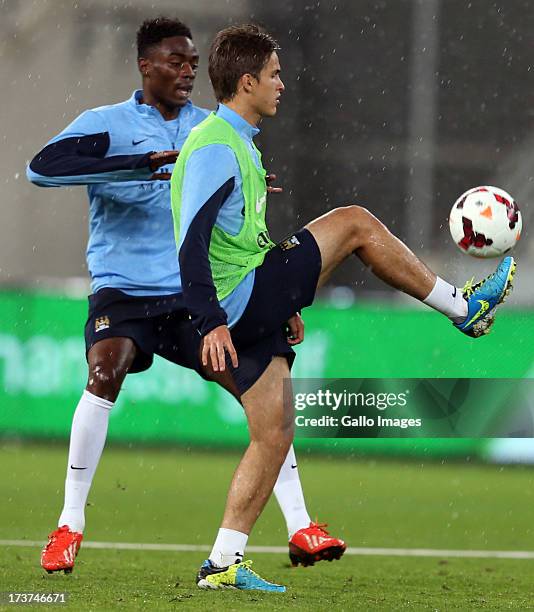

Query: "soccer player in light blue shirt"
(30, 17), (323, 577)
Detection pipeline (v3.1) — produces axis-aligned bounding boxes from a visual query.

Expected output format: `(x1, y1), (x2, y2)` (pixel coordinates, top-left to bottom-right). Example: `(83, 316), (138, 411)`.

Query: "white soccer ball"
(448, 186), (522, 258)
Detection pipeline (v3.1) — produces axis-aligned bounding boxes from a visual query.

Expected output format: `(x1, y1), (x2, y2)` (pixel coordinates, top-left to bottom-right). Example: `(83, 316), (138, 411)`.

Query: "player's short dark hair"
(208, 24), (280, 102)
(136, 17), (192, 58)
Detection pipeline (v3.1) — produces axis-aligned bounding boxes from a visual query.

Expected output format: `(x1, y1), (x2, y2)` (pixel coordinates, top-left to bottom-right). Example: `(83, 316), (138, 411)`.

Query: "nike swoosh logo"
(452, 287), (457, 298)
(132, 139), (148, 146)
(291, 464), (298, 469)
(70, 465), (87, 470)
(464, 299), (489, 327)
(255, 194), (266, 213)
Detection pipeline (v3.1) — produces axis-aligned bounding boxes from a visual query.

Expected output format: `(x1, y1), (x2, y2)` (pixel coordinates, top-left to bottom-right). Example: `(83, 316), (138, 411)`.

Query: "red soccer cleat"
(41, 525), (83, 574)
(289, 521), (347, 567)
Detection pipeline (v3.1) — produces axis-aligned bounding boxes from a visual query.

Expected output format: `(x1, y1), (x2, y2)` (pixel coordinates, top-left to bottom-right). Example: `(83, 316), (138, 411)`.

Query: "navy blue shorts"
(225, 228), (322, 394)
(84, 228), (322, 396)
(84, 289), (202, 374)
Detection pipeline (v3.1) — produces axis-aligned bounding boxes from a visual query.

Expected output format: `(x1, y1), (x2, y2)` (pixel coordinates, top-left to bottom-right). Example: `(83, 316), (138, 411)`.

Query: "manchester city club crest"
(279, 235), (300, 251)
(94, 316), (110, 332)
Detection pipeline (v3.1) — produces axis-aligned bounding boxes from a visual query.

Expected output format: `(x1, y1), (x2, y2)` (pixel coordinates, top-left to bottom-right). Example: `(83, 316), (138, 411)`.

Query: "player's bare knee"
(327, 205), (368, 247)
(255, 422), (294, 454)
(86, 362), (125, 401)
(251, 416), (293, 445)
(341, 205), (385, 249)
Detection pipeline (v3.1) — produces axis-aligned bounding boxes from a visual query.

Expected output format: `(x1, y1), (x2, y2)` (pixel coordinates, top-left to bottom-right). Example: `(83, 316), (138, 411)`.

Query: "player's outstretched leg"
(41, 338), (136, 574)
(274, 446), (346, 566)
(197, 357), (293, 592)
(306, 206), (515, 337)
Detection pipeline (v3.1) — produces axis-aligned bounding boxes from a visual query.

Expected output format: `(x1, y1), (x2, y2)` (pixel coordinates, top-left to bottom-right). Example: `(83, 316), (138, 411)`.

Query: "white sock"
(273, 445), (312, 538)
(423, 276), (468, 323)
(209, 528), (248, 568)
(58, 390), (114, 533)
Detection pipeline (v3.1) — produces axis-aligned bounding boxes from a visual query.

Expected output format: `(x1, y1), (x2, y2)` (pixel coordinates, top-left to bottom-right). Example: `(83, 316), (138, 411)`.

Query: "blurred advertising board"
(0, 290), (532, 457)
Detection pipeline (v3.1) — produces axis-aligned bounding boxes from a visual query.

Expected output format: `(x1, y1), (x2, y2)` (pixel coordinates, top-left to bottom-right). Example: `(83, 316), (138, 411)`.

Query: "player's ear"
(138, 57), (151, 78)
(240, 73), (258, 94)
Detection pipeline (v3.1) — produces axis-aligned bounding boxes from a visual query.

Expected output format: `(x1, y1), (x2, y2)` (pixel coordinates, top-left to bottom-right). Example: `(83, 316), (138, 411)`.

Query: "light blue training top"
(27, 90), (209, 296)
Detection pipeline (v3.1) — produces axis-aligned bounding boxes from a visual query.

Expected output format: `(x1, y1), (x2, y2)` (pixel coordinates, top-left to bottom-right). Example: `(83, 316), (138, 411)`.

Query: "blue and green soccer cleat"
(196, 559), (286, 592)
(454, 256), (516, 337)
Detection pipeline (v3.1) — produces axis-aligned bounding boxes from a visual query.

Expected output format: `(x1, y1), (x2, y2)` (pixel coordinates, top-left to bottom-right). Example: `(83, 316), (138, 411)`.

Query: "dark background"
(2, 0), (532, 300)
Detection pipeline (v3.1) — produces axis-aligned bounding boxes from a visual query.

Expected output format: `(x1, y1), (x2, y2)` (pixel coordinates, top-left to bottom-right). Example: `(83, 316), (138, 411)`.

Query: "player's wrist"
(200, 317), (228, 338)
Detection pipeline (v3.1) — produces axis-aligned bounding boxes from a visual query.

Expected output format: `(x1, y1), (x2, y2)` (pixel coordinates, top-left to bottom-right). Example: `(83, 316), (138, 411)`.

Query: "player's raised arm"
(26, 109), (175, 187)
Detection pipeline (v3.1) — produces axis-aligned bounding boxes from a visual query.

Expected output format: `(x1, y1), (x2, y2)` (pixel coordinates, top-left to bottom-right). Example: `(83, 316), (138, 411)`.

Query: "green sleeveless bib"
(171, 113), (274, 300)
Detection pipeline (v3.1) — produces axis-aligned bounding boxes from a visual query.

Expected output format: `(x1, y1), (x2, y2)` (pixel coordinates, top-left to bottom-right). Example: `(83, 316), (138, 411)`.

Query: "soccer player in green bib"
(171, 25), (515, 592)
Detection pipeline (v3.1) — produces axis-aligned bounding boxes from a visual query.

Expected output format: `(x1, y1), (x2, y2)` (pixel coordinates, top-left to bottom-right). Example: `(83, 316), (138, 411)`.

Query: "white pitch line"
(2, 540), (534, 560)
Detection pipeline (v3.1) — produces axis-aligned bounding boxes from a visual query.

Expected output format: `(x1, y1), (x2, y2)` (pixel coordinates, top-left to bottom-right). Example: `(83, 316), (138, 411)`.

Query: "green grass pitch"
(2, 442), (534, 610)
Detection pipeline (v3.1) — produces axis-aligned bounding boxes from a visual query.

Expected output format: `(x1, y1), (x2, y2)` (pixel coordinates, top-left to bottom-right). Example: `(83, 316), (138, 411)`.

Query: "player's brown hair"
(208, 24), (280, 102)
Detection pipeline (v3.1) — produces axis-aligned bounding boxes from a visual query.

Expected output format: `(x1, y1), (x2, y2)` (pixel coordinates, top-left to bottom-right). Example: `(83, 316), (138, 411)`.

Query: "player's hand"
(149, 150), (179, 172)
(286, 313), (304, 345)
(266, 173), (283, 194)
(202, 325), (238, 372)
